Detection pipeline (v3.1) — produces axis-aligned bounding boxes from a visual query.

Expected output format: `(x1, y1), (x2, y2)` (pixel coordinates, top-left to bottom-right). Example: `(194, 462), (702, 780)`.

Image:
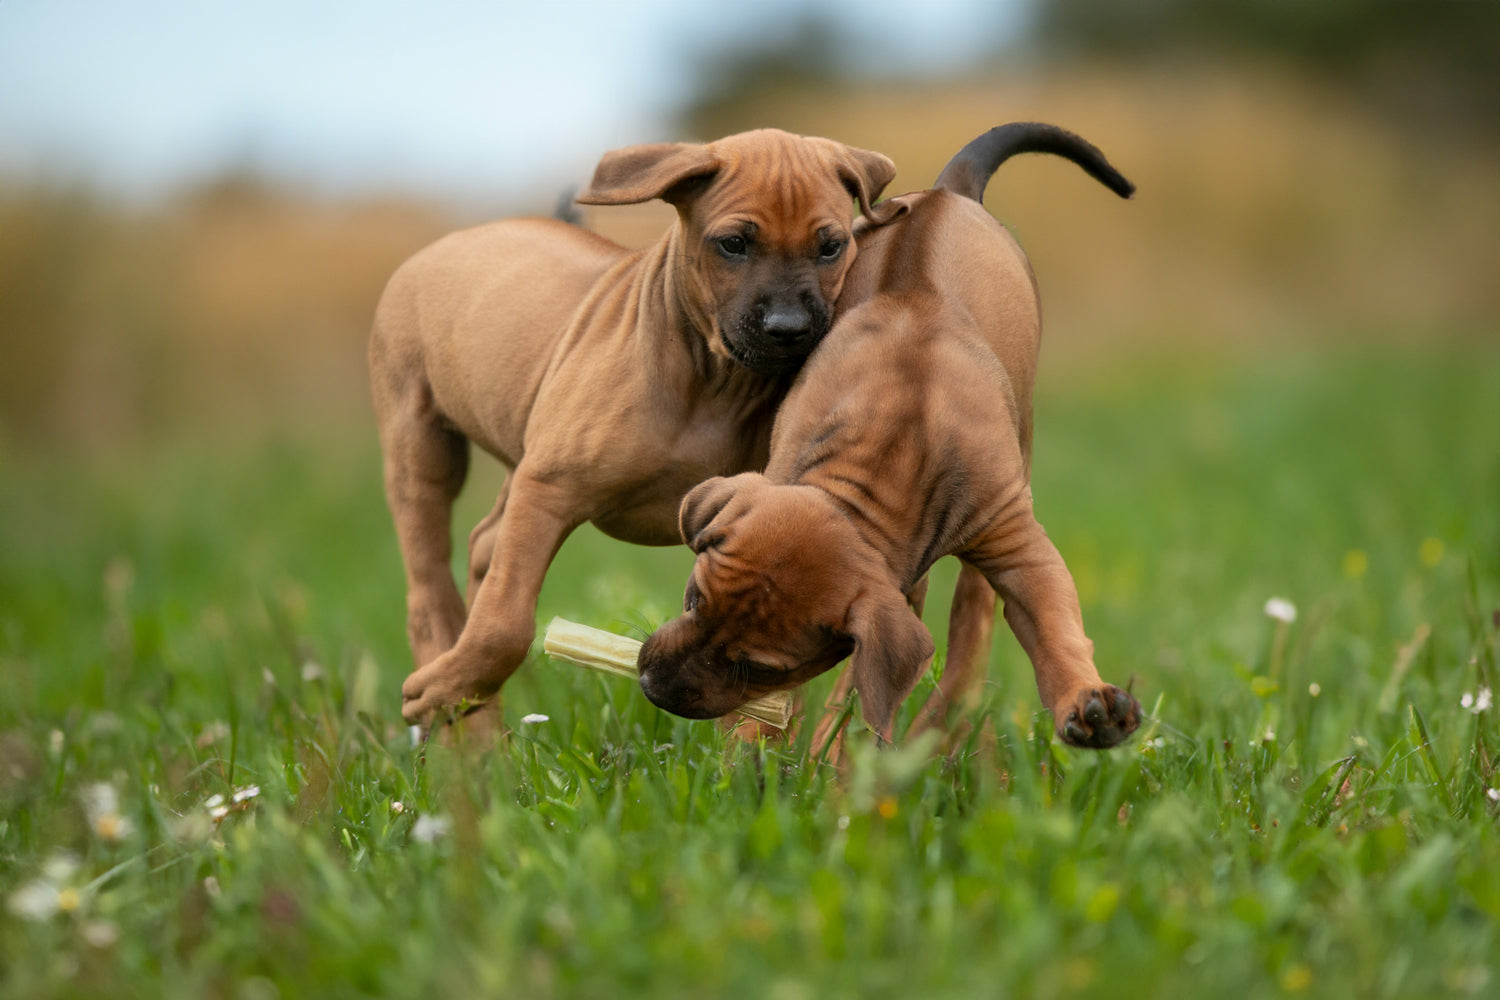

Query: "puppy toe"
(1057, 684), (1142, 749)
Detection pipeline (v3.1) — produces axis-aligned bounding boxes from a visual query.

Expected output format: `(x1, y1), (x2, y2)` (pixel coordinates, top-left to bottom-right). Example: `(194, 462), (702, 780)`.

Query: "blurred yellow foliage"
(2, 62), (1494, 450)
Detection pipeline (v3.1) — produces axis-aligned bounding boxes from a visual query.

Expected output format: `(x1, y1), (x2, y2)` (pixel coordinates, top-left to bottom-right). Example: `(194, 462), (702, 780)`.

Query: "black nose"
(761, 301), (811, 340)
(638, 668), (663, 705)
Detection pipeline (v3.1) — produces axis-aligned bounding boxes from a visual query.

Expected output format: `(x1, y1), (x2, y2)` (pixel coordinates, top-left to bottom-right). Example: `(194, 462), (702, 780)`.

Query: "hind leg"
(465, 477), (510, 606)
(373, 369), (470, 669)
(910, 563), (997, 740)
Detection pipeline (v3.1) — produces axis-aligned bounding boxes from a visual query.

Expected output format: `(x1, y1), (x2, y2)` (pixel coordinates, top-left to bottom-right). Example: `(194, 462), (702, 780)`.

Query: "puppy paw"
(400, 653), (499, 725)
(1056, 684), (1141, 749)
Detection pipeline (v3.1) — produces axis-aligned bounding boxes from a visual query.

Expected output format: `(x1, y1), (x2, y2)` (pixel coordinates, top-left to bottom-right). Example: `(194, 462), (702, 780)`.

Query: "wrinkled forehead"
(697, 527), (848, 617)
(696, 133), (855, 236)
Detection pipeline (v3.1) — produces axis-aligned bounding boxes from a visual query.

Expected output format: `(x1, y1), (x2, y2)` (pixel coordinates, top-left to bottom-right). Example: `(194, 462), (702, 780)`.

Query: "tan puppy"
(637, 123), (1142, 747)
(370, 129), (897, 724)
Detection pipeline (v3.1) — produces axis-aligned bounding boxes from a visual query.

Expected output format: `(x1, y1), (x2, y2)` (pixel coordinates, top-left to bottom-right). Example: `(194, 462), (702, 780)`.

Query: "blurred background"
(3, 0), (1496, 452)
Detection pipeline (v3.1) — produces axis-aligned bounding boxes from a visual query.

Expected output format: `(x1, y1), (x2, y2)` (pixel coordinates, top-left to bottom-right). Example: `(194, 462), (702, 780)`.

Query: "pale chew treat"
(542, 617), (795, 730)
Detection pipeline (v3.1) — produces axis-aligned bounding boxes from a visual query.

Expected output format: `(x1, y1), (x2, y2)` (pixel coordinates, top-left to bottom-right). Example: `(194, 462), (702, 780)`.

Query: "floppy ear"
(846, 581), (936, 741)
(678, 473), (766, 553)
(576, 142), (720, 207)
(832, 143), (906, 226)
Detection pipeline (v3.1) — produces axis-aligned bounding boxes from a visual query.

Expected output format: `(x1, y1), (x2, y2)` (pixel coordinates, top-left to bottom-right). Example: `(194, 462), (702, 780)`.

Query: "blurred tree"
(679, 15), (861, 138)
(677, 2), (1497, 141)
(1033, 0), (1499, 135)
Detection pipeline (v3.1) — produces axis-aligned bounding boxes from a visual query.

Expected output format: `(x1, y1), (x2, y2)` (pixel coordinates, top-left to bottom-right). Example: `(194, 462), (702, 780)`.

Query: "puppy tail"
(934, 122), (1135, 203)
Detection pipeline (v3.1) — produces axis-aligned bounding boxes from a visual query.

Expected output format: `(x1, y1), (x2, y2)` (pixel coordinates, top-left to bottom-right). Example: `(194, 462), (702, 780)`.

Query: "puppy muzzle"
(723, 294), (830, 375)
(637, 627), (751, 720)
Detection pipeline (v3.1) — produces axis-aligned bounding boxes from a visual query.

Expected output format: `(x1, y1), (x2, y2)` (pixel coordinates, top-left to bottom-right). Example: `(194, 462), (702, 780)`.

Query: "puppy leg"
(376, 385), (471, 669)
(910, 564), (997, 740)
(465, 478), (510, 606)
(401, 468), (577, 724)
(966, 494), (1139, 748)
(808, 666), (857, 766)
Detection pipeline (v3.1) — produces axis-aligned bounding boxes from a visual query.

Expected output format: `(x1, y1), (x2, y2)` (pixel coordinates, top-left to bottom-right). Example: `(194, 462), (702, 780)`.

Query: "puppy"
(637, 124), (1142, 747)
(370, 129), (897, 724)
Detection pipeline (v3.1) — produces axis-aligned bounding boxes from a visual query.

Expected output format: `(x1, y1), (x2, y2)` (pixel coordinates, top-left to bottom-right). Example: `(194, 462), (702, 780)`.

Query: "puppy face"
(577, 129), (896, 375)
(637, 474), (933, 738)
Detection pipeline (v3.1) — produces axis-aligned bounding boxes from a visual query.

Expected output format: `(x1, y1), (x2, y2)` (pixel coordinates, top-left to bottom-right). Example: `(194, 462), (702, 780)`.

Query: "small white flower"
(1468, 688), (1492, 714)
(7, 852), (83, 922)
(300, 660), (324, 682)
(1261, 726), (1277, 743)
(81, 783), (133, 843)
(42, 853), (80, 883)
(1308, 682), (1322, 698)
(1487, 788), (1499, 804)
(203, 876), (221, 898)
(204, 793), (229, 821)
(520, 713), (549, 725)
(170, 810), (214, 843)
(232, 785), (260, 804)
(195, 721), (230, 749)
(81, 783), (118, 819)
(1263, 598), (1297, 624)
(7, 879), (61, 921)
(836, 815), (851, 831)
(412, 814), (451, 844)
(81, 920), (120, 948)
(390, 801), (405, 814)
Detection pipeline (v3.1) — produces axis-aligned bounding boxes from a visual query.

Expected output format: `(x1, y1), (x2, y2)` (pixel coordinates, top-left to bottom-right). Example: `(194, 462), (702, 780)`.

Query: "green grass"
(1, 346), (1497, 999)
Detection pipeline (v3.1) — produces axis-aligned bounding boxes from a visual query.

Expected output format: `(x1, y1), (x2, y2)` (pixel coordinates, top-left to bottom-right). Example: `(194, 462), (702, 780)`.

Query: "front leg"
(964, 492), (1139, 748)
(909, 563), (997, 741)
(401, 470), (579, 725)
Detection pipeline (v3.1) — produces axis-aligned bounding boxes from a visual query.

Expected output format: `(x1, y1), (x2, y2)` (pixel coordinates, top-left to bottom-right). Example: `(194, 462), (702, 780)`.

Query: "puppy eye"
(818, 238), (845, 261)
(718, 234), (748, 257)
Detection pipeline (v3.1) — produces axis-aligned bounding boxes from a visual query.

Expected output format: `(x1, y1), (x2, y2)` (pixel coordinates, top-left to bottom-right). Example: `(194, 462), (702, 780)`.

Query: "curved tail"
(933, 122), (1135, 203)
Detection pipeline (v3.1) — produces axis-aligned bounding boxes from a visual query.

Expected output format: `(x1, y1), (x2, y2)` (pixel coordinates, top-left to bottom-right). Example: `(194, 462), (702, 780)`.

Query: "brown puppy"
(637, 124), (1141, 747)
(370, 128), (897, 724)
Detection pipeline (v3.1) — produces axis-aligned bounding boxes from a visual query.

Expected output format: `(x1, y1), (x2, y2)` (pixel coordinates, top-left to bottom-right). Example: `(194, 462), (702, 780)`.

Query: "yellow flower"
(1280, 964), (1313, 992)
(1342, 549), (1368, 579)
(876, 797), (898, 820)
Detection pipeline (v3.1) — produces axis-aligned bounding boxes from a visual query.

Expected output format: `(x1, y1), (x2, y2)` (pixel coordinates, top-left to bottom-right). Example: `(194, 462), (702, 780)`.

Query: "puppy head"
(637, 474), (933, 740)
(577, 129), (897, 375)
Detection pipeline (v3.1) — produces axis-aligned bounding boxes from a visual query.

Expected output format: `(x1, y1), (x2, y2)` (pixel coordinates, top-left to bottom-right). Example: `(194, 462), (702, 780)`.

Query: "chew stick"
(542, 617), (794, 730)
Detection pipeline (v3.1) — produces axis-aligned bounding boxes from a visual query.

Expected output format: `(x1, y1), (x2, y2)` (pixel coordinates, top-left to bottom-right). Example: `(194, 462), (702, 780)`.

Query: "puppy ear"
(576, 142), (720, 207)
(846, 582), (935, 742)
(678, 473), (766, 552)
(831, 143), (905, 226)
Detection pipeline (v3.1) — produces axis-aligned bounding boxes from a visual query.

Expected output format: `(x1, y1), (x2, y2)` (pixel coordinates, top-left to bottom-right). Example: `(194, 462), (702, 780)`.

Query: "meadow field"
(2, 342), (1496, 999)
(2, 57), (1498, 1000)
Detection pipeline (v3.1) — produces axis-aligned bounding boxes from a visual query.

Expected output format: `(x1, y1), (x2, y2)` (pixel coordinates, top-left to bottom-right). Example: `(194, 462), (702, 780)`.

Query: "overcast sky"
(0, 0), (1026, 204)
